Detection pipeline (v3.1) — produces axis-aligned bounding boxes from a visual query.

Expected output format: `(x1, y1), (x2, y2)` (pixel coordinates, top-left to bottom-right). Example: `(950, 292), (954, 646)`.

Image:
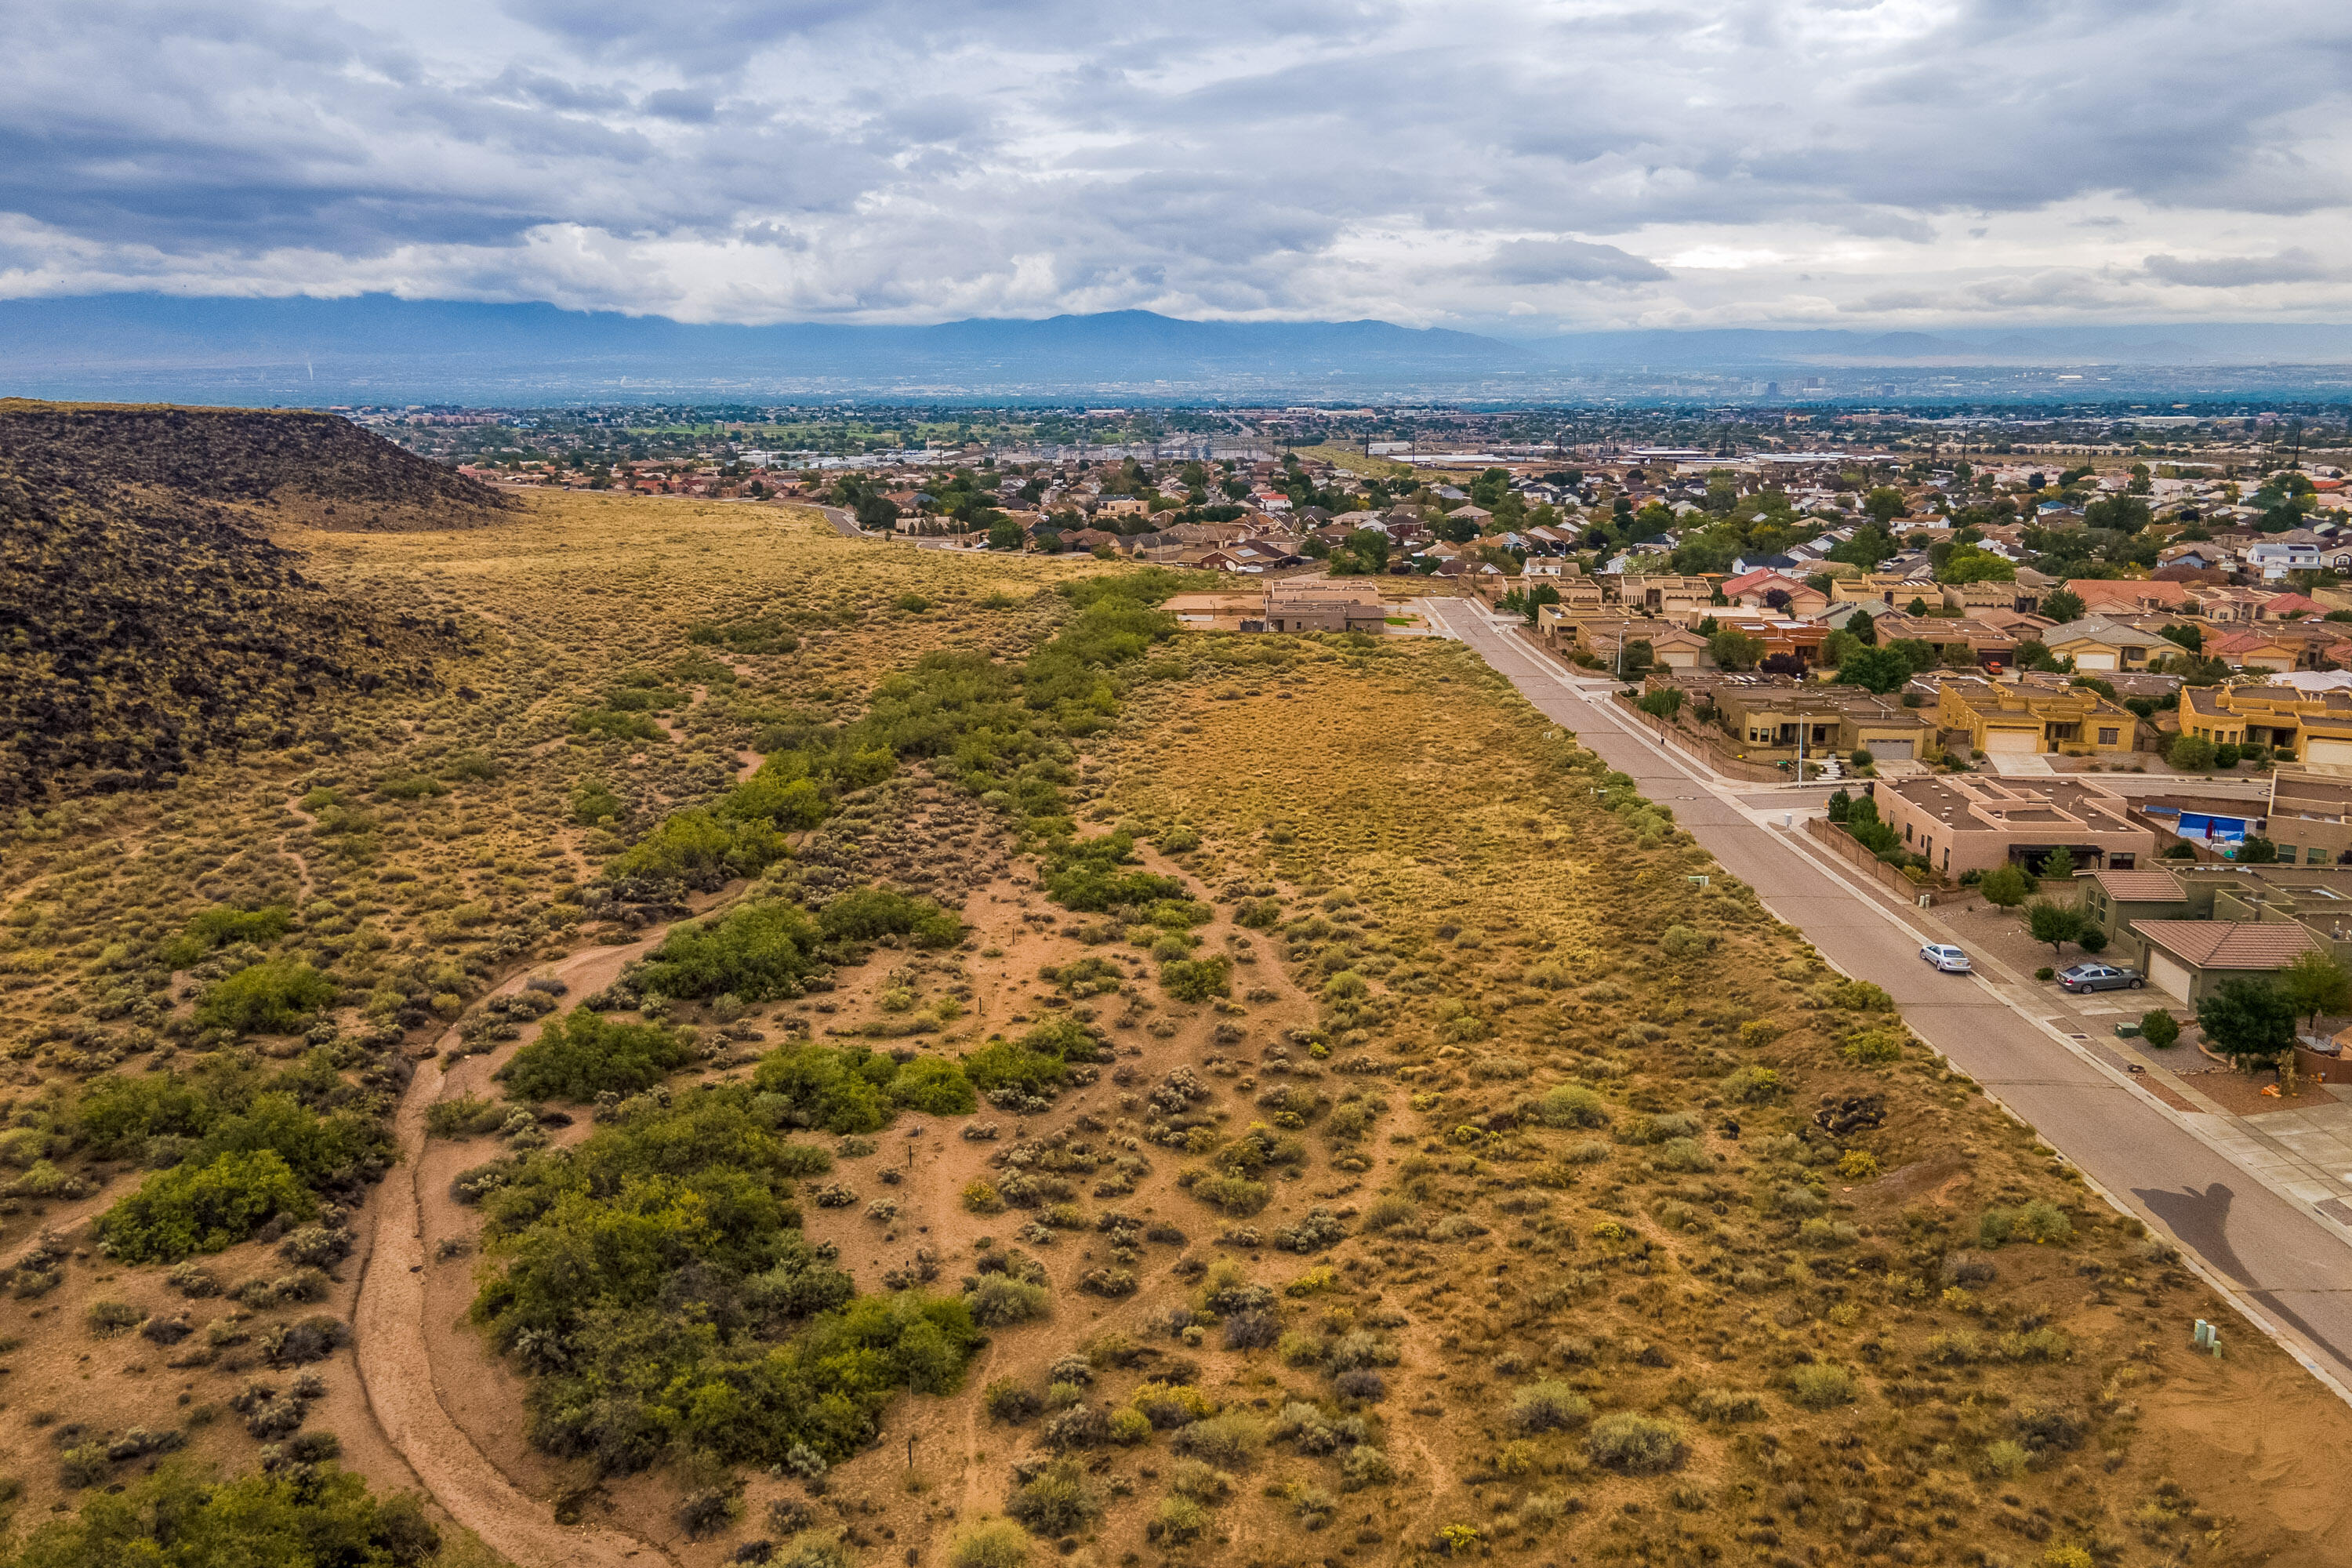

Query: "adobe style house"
(1610, 574), (1716, 616)
(1160, 580), (1387, 634)
(1873, 775), (2156, 878)
(1648, 673), (1932, 763)
(2181, 683), (2352, 763)
(2269, 768), (2352, 866)
(1935, 674), (2139, 757)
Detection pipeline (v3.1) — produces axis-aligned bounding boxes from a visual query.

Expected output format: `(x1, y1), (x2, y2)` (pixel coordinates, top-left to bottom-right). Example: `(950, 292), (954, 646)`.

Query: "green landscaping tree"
(1708, 630), (1765, 670)
(2197, 977), (2298, 1069)
(1978, 863), (2032, 909)
(2139, 1009), (2180, 1049)
(2038, 846), (2076, 881)
(2166, 732), (2217, 771)
(2239, 833), (2278, 862)
(1834, 645), (1912, 694)
(2280, 949), (2352, 1033)
(2024, 898), (2085, 958)
(2038, 588), (2086, 624)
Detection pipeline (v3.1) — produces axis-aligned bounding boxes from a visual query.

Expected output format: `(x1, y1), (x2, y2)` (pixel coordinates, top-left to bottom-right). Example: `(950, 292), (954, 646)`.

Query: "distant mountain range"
(5, 294), (2352, 402)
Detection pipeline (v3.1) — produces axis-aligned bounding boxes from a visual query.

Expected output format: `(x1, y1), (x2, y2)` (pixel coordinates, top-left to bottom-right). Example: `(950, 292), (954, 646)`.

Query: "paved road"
(795, 500), (977, 550)
(1418, 599), (2352, 1393)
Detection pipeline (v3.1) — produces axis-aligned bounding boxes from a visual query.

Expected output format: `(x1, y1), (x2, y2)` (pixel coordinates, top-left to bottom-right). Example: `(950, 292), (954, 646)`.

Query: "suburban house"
(1161, 580), (1387, 633)
(2067, 579), (2191, 615)
(2038, 615), (2180, 672)
(2180, 684), (2352, 763)
(2131, 918), (2322, 1001)
(1162, 591), (1269, 631)
(1936, 674), (2140, 757)
(1647, 673), (1933, 763)
(1872, 775), (2157, 877)
(1708, 613), (1834, 667)
(1941, 579), (2022, 615)
(2247, 539), (2324, 579)
(2073, 862), (2352, 1000)
(1610, 574), (1718, 617)
(1719, 568), (1829, 617)
(1265, 579), (1387, 632)
(1830, 573), (1915, 605)
(1548, 615), (1710, 670)
(2267, 768), (2352, 866)
(1870, 612), (2020, 671)
(2205, 622), (2352, 673)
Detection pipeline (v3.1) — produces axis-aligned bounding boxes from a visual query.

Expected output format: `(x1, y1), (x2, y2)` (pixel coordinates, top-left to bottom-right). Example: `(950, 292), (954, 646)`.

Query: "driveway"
(1417, 597), (2352, 1398)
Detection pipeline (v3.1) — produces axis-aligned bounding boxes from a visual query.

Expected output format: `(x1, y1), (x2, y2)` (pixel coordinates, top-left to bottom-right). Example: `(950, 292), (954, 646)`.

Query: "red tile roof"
(2129, 919), (2320, 969)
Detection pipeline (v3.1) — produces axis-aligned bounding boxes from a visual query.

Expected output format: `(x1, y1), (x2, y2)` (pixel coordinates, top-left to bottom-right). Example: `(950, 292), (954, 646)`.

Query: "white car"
(1920, 942), (1973, 974)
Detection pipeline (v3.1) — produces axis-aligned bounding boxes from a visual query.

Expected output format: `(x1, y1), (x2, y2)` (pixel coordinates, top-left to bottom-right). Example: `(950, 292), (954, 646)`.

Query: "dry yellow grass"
(8, 495), (2351, 1568)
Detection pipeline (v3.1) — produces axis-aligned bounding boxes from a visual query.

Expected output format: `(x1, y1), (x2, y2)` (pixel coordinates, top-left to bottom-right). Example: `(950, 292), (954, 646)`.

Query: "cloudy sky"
(4, 0), (2349, 335)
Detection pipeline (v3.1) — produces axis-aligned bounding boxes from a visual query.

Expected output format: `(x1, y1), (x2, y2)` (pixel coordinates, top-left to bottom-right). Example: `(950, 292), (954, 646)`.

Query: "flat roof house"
(1874, 775), (2155, 877)
(1650, 673), (1932, 762)
(1936, 675), (2139, 757)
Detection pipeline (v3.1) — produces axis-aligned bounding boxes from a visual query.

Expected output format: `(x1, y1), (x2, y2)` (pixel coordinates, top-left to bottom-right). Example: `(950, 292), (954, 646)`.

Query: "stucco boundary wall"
(1607, 692), (1801, 784)
(1802, 813), (1974, 906)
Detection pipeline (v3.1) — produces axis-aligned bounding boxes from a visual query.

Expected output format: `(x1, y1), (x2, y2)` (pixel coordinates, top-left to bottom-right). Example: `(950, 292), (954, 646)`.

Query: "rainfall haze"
(5, 0), (2350, 336)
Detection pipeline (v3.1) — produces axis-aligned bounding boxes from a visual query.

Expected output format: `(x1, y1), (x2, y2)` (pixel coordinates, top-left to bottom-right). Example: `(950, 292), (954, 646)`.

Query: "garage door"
(2309, 737), (2352, 767)
(2074, 650), (2118, 671)
(1867, 739), (1915, 760)
(2148, 953), (2193, 1003)
(1984, 728), (2039, 754)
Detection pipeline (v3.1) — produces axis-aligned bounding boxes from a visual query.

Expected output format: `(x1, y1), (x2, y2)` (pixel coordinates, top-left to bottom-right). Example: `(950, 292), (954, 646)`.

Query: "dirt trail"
(354, 931), (677, 1568)
(279, 794), (320, 904)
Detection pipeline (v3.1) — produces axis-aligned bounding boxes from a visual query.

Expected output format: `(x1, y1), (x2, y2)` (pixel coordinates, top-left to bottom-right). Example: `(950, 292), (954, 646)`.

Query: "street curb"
(1437, 600), (2352, 1410)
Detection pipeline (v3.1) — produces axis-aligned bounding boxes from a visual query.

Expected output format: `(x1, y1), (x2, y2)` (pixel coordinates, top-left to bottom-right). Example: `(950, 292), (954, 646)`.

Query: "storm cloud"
(2, 0), (2350, 331)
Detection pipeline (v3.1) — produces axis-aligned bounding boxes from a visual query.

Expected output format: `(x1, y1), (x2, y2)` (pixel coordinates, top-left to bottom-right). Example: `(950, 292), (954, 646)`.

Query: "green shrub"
(750, 1041), (973, 1132)
(1160, 954), (1233, 1003)
(1586, 1412), (1686, 1474)
(10, 1462), (439, 1566)
(891, 1055), (978, 1116)
(426, 1094), (509, 1139)
(1534, 1085), (1610, 1127)
(1041, 833), (1186, 912)
(1170, 1412), (1261, 1465)
(963, 1179), (1006, 1214)
(194, 961), (336, 1035)
(818, 887), (964, 949)
(1719, 1065), (1782, 1104)
(637, 902), (825, 1002)
(573, 707), (665, 742)
(968, 1275), (1051, 1327)
(950, 1518), (1032, 1568)
(1842, 1029), (1904, 1065)
(571, 779), (625, 824)
(159, 905), (292, 969)
(606, 808), (787, 892)
(963, 1018), (1099, 1098)
(720, 767), (830, 831)
(473, 1083), (968, 1474)
(1509, 1381), (1592, 1432)
(85, 1298), (143, 1338)
(1007, 1457), (1102, 1536)
(1189, 1172), (1272, 1214)
(96, 1149), (317, 1263)
(1788, 1363), (1858, 1407)
(2139, 1009), (2180, 1049)
(497, 1007), (692, 1102)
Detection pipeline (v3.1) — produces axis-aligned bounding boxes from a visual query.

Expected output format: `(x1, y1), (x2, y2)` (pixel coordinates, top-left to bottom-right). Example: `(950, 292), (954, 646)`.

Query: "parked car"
(1920, 943), (1972, 974)
(2056, 962), (2143, 993)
